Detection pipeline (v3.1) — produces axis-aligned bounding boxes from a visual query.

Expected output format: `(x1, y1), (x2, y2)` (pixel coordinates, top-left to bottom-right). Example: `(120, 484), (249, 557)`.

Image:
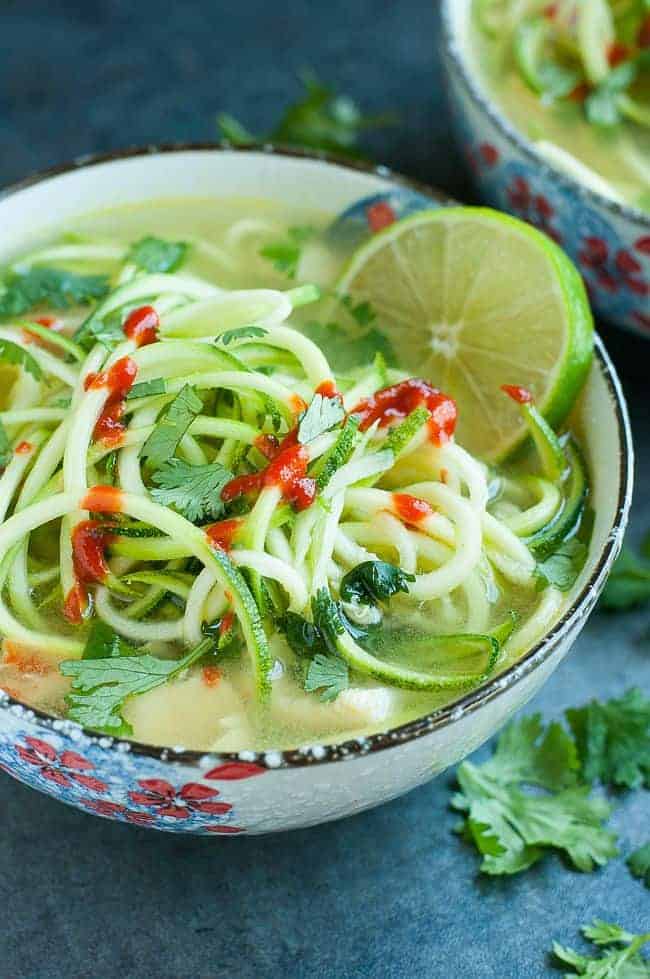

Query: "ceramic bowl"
(441, 0), (650, 337)
(0, 145), (634, 834)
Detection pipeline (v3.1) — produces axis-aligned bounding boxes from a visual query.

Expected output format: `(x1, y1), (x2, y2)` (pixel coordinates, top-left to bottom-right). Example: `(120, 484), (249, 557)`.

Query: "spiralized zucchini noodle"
(0, 220), (590, 740)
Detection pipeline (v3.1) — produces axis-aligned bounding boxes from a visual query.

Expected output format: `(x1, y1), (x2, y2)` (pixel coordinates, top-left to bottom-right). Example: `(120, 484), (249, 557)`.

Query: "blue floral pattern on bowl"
(0, 705), (265, 834)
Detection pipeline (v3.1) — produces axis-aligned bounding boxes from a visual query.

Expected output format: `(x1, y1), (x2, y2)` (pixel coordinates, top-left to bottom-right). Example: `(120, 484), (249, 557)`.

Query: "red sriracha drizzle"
(222, 427), (316, 512)
(81, 485), (124, 514)
(353, 378), (457, 445)
(123, 305), (159, 347)
(315, 379), (341, 400)
(85, 355), (138, 447)
(63, 583), (88, 625)
(205, 518), (243, 552)
(254, 434), (281, 460)
(63, 519), (116, 623)
(392, 493), (434, 525)
(501, 384), (533, 405)
(219, 611), (235, 636)
(15, 441), (32, 455)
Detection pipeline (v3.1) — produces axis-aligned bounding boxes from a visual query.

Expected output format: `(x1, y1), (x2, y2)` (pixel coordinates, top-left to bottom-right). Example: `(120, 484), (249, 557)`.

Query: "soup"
(0, 197), (592, 750)
(468, 0), (650, 211)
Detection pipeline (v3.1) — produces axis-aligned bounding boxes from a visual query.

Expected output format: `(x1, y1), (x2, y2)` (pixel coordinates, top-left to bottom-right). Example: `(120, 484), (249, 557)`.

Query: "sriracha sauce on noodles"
(353, 379), (456, 445)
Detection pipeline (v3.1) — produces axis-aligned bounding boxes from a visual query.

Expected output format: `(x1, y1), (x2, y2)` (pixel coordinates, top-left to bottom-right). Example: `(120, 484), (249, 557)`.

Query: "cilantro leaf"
(304, 652), (349, 702)
(74, 310), (125, 352)
(536, 537), (588, 592)
(282, 611), (328, 659)
(341, 295), (377, 326)
(259, 226), (314, 279)
(566, 688), (650, 789)
(0, 339), (43, 381)
(553, 920), (650, 977)
(217, 112), (256, 144)
(0, 267), (109, 319)
(297, 392), (345, 444)
(452, 714), (618, 875)
(218, 71), (394, 159)
(601, 544), (650, 611)
(150, 458), (232, 522)
(83, 619), (137, 660)
(139, 384), (202, 468)
(480, 713), (580, 791)
(0, 419), (11, 470)
(126, 377), (167, 401)
(217, 326), (269, 346)
(303, 320), (396, 372)
(628, 842), (650, 889)
(340, 560), (415, 606)
(126, 235), (189, 274)
(585, 59), (640, 128)
(61, 635), (216, 736)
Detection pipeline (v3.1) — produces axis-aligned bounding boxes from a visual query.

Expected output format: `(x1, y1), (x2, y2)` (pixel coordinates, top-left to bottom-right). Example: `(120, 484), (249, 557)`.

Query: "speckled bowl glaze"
(441, 0), (650, 337)
(0, 146), (634, 834)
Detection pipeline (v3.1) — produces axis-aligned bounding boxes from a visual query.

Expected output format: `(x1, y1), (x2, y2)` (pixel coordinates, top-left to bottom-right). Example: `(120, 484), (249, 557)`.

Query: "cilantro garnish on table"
(552, 920), (650, 977)
(628, 842), (650, 890)
(217, 70), (394, 159)
(452, 713), (618, 875)
(566, 688), (650, 790)
(601, 532), (650, 611)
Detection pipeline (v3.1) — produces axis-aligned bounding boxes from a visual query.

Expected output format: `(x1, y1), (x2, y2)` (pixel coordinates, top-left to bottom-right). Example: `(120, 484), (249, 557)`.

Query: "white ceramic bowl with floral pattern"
(441, 0), (650, 337)
(0, 146), (634, 834)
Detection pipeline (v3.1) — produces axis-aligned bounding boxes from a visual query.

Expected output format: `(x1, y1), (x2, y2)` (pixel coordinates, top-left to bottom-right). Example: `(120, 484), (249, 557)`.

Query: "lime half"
(337, 207), (594, 461)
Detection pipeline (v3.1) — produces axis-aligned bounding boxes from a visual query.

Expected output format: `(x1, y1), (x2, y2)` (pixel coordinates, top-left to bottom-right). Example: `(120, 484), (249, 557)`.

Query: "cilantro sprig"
(339, 561), (415, 606)
(303, 319), (395, 373)
(601, 534), (650, 611)
(553, 920), (650, 977)
(297, 392), (345, 444)
(0, 267), (109, 318)
(126, 235), (189, 274)
(218, 70), (394, 159)
(0, 338), (43, 381)
(627, 842), (650, 889)
(586, 51), (650, 129)
(139, 384), (203, 468)
(0, 420), (11, 470)
(566, 687), (650, 790)
(452, 713), (618, 875)
(259, 226), (314, 279)
(61, 627), (217, 736)
(150, 458), (233, 523)
(304, 653), (349, 702)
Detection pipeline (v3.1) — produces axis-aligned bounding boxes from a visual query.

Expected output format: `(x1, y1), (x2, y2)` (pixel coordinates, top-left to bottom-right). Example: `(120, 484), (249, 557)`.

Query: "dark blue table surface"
(0, 2), (648, 977)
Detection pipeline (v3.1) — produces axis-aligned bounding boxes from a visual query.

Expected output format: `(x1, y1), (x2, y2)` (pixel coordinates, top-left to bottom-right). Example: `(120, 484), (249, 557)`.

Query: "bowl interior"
(0, 147), (633, 753)
(441, 0), (650, 231)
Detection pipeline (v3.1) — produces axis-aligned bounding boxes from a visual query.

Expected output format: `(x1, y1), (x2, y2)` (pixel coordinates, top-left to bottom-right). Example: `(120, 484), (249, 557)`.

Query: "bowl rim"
(439, 0), (650, 230)
(0, 142), (635, 769)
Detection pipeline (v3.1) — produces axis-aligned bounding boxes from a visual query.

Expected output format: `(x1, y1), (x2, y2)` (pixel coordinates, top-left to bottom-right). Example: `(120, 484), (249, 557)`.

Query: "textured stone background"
(0, 2), (648, 977)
